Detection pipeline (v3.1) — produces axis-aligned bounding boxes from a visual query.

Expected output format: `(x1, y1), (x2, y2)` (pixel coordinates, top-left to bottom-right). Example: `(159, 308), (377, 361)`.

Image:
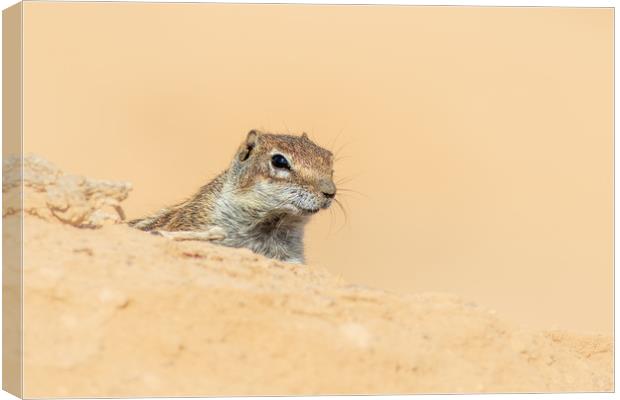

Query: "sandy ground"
(5, 156), (613, 397)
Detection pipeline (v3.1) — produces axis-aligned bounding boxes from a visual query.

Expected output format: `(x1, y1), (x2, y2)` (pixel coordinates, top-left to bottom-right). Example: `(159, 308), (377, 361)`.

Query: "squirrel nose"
(319, 180), (336, 199)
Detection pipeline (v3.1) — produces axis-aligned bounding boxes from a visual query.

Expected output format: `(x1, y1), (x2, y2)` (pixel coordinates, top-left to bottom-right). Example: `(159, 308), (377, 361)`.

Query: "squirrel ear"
(301, 132), (309, 140)
(238, 129), (261, 161)
(246, 129), (261, 144)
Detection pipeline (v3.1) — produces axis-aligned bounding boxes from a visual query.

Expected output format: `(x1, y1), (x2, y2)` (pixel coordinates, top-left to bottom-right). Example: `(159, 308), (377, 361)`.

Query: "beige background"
(22, 3), (613, 333)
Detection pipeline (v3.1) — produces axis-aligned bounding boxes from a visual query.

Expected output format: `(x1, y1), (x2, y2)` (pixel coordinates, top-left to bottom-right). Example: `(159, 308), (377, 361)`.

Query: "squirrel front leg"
(151, 226), (226, 242)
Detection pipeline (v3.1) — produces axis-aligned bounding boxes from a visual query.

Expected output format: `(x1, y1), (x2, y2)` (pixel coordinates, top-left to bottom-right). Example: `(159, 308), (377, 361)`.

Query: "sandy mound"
(9, 156), (612, 397)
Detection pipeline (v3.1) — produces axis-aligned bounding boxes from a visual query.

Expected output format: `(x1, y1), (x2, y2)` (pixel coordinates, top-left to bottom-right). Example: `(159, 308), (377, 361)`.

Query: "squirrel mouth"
(298, 207), (320, 215)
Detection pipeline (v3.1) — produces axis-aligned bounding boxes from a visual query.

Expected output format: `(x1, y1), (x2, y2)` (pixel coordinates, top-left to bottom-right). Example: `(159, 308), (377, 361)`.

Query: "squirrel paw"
(151, 227), (226, 242)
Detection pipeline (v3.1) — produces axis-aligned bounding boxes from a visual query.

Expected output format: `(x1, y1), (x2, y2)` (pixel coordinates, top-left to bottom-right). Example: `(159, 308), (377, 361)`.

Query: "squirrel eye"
(271, 154), (291, 170)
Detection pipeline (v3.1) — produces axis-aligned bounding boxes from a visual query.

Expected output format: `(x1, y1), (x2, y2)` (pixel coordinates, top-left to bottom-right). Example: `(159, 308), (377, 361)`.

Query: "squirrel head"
(230, 129), (336, 217)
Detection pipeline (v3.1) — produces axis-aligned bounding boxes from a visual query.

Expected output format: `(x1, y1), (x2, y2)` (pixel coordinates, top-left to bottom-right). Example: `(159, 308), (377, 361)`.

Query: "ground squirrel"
(128, 130), (337, 264)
